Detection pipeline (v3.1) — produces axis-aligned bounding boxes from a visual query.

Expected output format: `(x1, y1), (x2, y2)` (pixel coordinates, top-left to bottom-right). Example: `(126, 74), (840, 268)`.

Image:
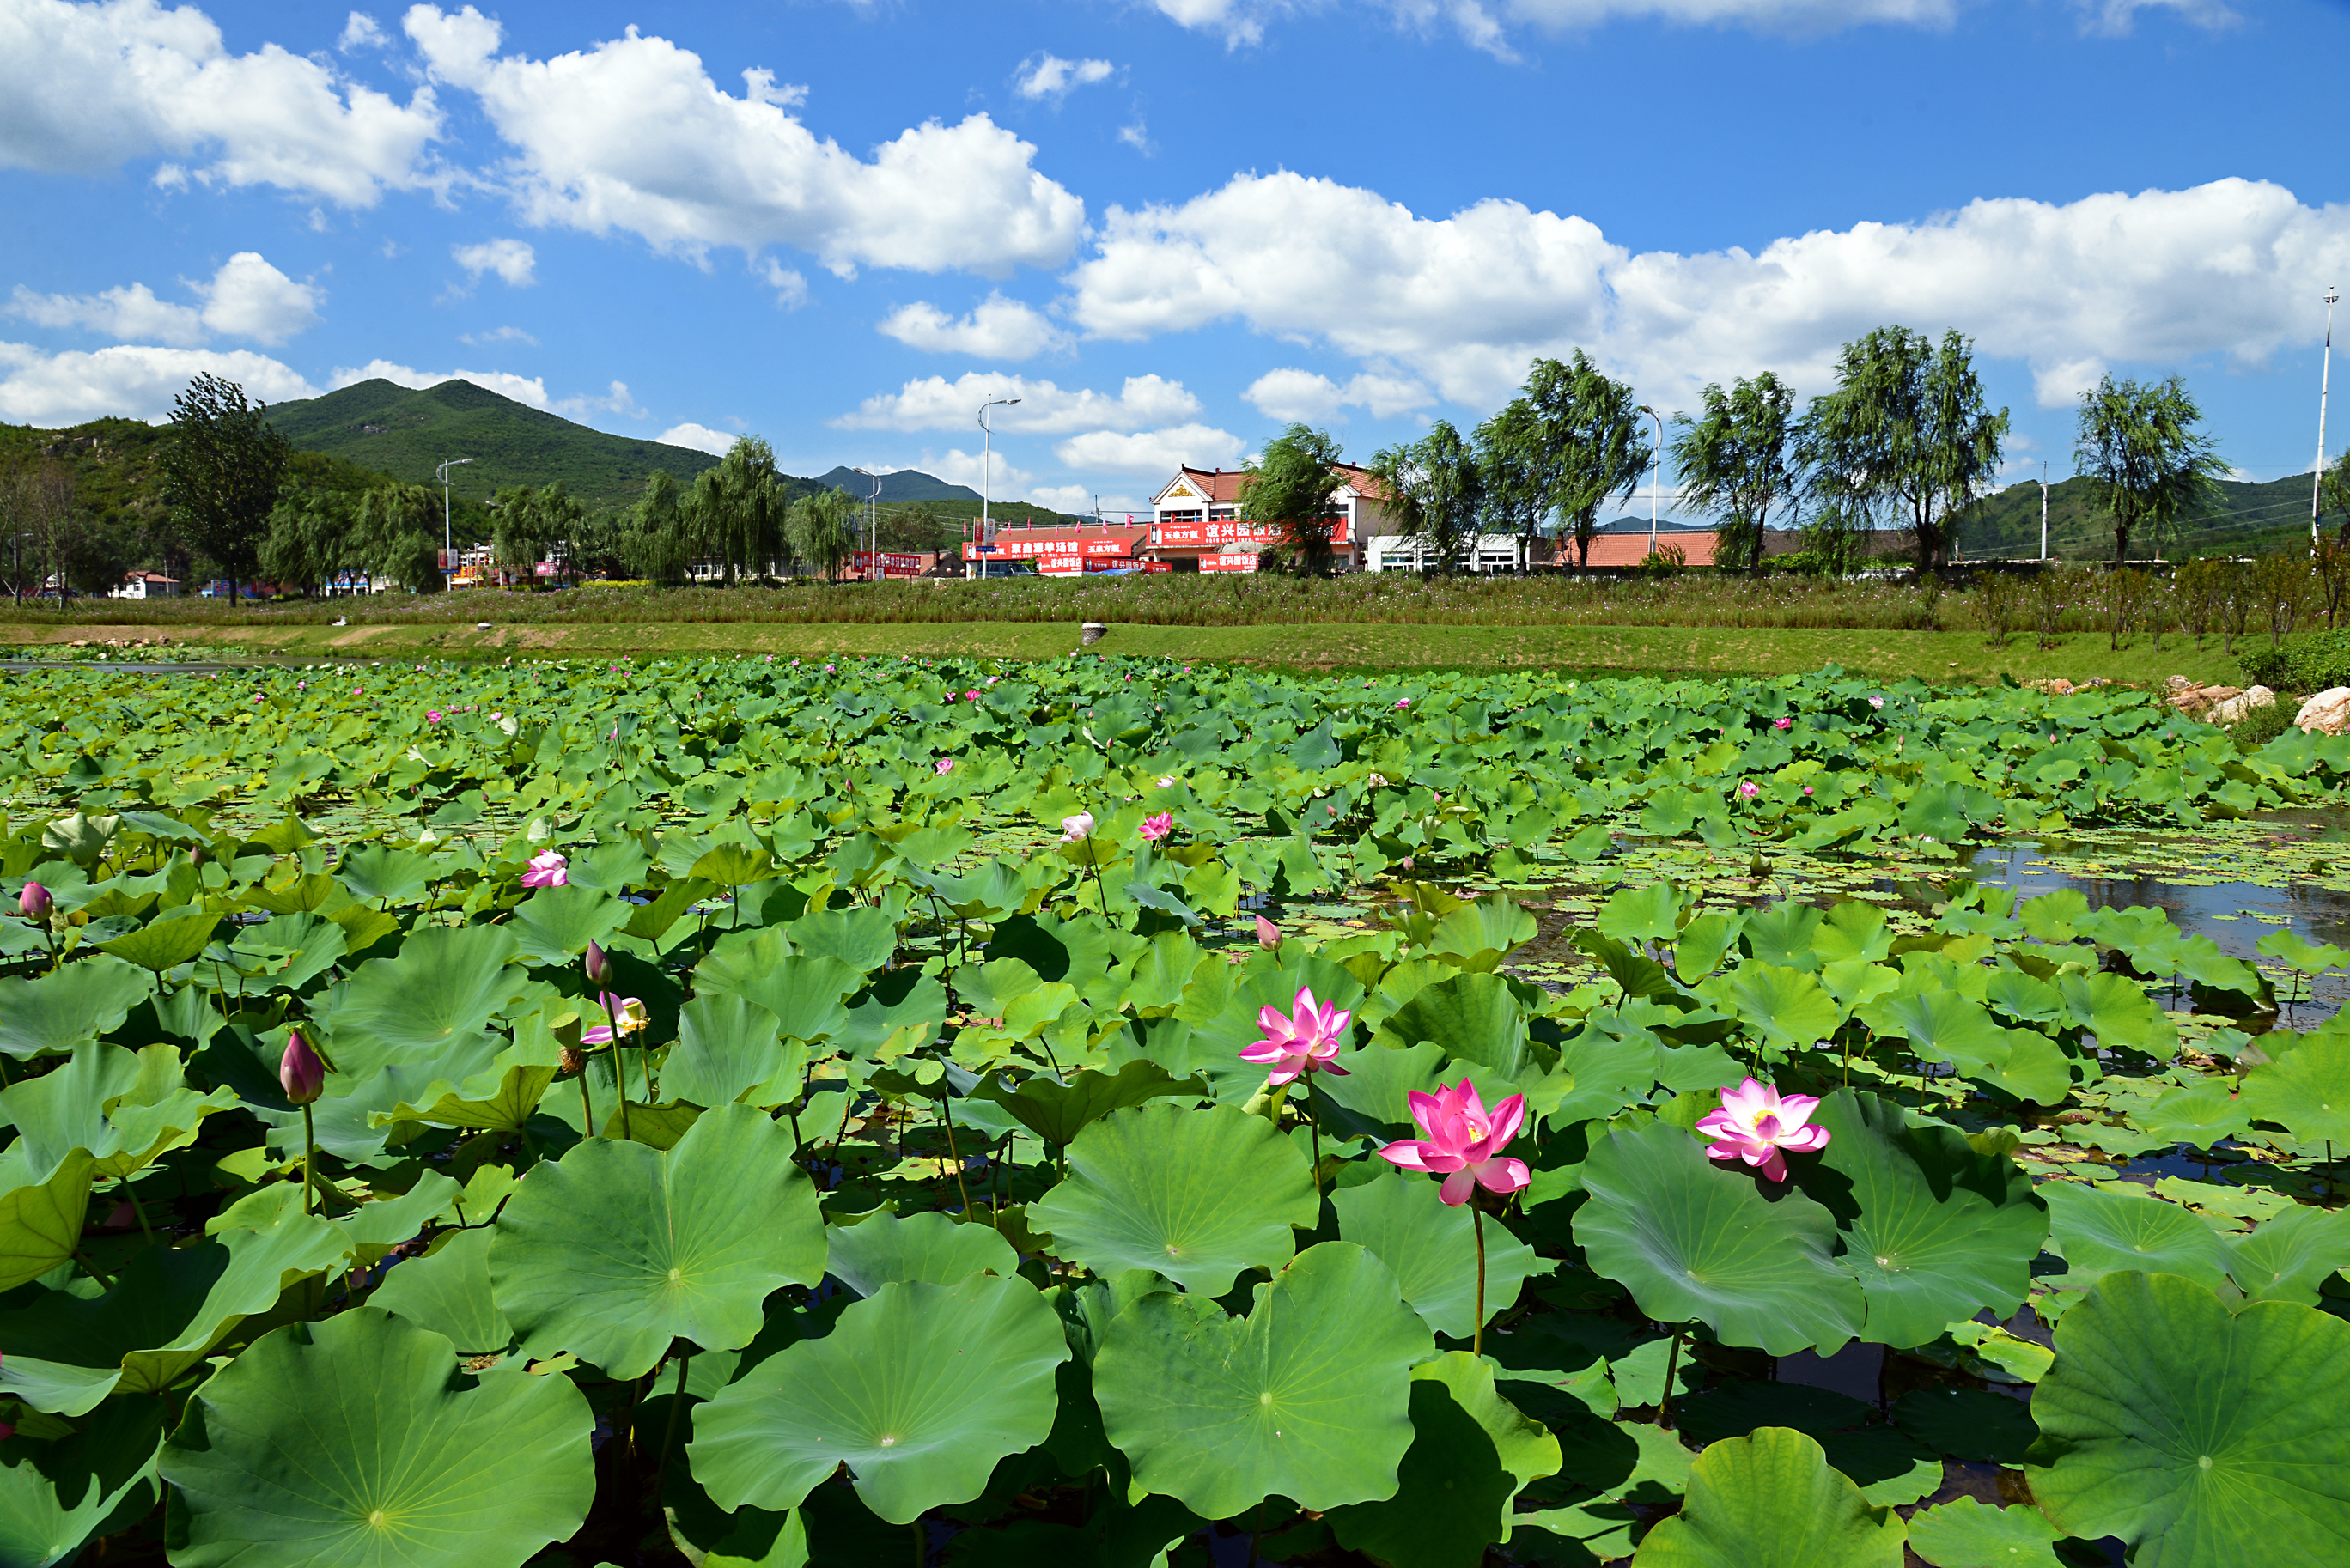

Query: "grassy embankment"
(1, 617), (2254, 685)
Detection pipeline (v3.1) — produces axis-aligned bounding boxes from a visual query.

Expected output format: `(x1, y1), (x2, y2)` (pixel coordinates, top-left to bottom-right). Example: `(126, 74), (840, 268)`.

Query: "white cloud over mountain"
(331, 358), (549, 407)
(8, 252), (320, 347)
(0, 341), (314, 425)
(836, 372), (1203, 433)
(878, 295), (1069, 360)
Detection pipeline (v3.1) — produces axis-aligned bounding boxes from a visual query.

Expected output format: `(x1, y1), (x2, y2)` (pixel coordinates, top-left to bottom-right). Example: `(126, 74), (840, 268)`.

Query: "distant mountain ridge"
(808, 466), (981, 504)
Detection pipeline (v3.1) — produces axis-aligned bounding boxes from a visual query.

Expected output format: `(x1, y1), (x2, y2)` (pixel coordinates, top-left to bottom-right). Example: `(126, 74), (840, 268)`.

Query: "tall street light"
(2316, 287), (2339, 551)
(436, 458), (473, 591)
(854, 465), (883, 581)
(1635, 405), (1665, 550)
(977, 397), (1020, 578)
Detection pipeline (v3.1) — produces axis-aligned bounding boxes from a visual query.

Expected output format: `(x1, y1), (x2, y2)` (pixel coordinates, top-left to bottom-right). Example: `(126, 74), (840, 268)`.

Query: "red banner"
(1199, 554), (1259, 573)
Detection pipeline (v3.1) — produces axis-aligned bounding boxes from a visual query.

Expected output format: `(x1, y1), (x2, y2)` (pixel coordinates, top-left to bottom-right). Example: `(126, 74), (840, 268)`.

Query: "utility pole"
(854, 466), (883, 581)
(1635, 404), (1664, 550)
(976, 397), (1020, 579)
(2039, 461), (2049, 562)
(436, 458), (473, 590)
(2317, 287), (2339, 550)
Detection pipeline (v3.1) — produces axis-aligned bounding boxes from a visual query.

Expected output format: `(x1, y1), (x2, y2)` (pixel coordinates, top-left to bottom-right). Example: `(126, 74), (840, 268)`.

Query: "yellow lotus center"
(367, 1510), (387, 1528)
(2198, 1456), (2213, 1470)
(1260, 1392), (1273, 1406)
(879, 1435), (898, 1447)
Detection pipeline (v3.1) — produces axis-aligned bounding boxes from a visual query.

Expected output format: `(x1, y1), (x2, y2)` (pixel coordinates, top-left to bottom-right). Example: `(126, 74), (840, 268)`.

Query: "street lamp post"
(436, 458), (473, 591)
(2317, 287), (2340, 551)
(1635, 405), (1665, 551)
(853, 466), (883, 581)
(2038, 461), (2049, 562)
(976, 398), (1021, 579)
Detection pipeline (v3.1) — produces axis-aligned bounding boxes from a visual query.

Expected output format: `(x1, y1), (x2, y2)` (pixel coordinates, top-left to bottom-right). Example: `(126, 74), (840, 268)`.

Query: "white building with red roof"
(1145, 464), (1398, 572)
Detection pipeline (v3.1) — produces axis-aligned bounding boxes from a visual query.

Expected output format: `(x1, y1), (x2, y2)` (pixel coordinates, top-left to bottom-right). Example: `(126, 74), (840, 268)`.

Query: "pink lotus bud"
(584, 941), (612, 986)
(1774, 716), (1793, 731)
(279, 1030), (326, 1105)
(1255, 915), (1282, 950)
(17, 882), (50, 921)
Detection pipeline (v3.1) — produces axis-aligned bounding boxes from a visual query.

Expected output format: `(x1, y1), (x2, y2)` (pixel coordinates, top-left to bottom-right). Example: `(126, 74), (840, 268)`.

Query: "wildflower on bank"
(1377, 1079), (1530, 1206)
(1696, 1078), (1829, 1182)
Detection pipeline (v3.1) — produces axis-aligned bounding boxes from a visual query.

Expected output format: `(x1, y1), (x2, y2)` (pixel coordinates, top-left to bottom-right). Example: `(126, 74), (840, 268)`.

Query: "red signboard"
(1199, 554), (1259, 573)
(1154, 517), (1349, 548)
(851, 551), (926, 577)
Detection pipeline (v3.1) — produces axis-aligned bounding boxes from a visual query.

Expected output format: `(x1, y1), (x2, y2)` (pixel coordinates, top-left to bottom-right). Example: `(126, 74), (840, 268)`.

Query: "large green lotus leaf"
(0, 1042), (230, 1183)
(688, 1273), (1068, 1525)
(99, 905), (220, 974)
(2056, 971), (2176, 1057)
(1812, 903), (1893, 966)
(2239, 1036), (2350, 1146)
(1027, 1101), (1317, 1295)
(836, 969), (951, 1059)
(372, 1227), (512, 1356)
(2137, 1081), (2248, 1150)
(824, 1209), (1018, 1298)
(0, 1152), (94, 1294)
(489, 1103), (826, 1377)
(971, 1060), (1208, 1148)
(504, 884), (628, 966)
(1330, 1168), (1550, 1340)
(317, 926), (527, 1078)
(1787, 1091), (2046, 1347)
(160, 1308), (594, 1568)
(1855, 988), (2008, 1066)
(1312, 1040), (1448, 1141)
(1573, 1122), (1863, 1356)
(0, 957), (152, 1060)
(2222, 1206), (2350, 1305)
(787, 903), (897, 974)
(1093, 1241), (1434, 1519)
(1598, 884), (1689, 949)
(0, 1395), (165, 1568)
(1510, 1498), (1643, 1566)
(1890, 1389), (2037, 1464)
(335, 844), (437, 903)
(688, 842), (776, 890)
(0, 1214), (344, 1414)
(1700, 963), (1844, 1055)
(2039, 1182), (2230, 1292)
(2028, 1271), (2350, 1565)
(1629, 1427), (1906, 1567)
(374, 1064), (555, 1133)
(1424, 891), (1538, 970)
(660, 994), (794, 1108)
(692, 938), (858, 1045)
(1904, 1498), (2068, 1568)
(1324, 1351), (1562, 1568)
(1372, 971), (1542, 1084)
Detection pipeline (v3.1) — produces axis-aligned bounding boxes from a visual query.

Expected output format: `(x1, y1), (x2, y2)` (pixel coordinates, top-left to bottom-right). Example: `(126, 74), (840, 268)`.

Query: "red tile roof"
(1574, 532), (1720, 568)
(1170, 463), (1390, 505)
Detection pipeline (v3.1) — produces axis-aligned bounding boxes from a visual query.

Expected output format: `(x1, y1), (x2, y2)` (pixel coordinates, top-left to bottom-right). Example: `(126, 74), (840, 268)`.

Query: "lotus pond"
(0, 655), (2346, 1568)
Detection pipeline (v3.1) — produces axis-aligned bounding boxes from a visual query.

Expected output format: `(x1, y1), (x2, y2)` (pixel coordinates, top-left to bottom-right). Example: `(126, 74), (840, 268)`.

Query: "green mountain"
(810, 465), (981, 503)
(260, 379), (725, 511)
(1955, 471), (2323, 561)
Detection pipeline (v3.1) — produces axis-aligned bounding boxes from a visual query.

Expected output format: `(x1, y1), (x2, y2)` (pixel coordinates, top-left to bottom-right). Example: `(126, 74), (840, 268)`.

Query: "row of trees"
(1254, 327), (2231, 575)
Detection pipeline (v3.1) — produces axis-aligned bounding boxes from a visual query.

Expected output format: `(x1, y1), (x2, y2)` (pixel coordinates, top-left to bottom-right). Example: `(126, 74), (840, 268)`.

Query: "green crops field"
(0, 654), (2343, 1566)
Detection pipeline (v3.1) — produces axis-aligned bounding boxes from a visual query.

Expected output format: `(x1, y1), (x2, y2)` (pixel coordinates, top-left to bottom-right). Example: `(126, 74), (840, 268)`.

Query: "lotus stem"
(654, 1351), (691, 1485)
(1658, 1327), (1684, 1430)
(1305, 1073), (1323, 1200)
(940, 1094), (971, 1218)
(301, 1103), (316, 1216)
(579, 1063), (595, 1137)
(1472, 1205), (1488, 1358)
(125, 1184), (156, 1245)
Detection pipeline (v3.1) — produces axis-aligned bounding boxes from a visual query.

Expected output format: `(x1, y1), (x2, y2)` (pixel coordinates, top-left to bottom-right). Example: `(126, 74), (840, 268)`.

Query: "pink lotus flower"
(1396, 698), (1411, 709)
(1378, 1079), (1530, 1206)
(426, 709), (444, 724)
(1060, 812), (1095, 842)
(965, 689), (981, 701)
(935, 757), (955, 775)
(1140, 811), (1173, 841)
(1738, 781), (1761, 799)
(280, 1029), (326, 1105)
(1239, 987), (1353, 1085)
(582, 996), (648, 1046)
(1774, 716), (1793, 731)
(521, 850), (569, 888)
(1696, 1077), (1830, 1182)
(1869, 696), (1885, 709)
(1802, 785), (1814, 796)
(1156, 775), (1175, 788)
(1255, 915), (1282, 950)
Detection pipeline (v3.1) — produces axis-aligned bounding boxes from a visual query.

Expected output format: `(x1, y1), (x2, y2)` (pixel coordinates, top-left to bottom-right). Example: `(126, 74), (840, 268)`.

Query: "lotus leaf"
(1092, 1241), (1434, 1518)
(2239, 1035), (2350, 1146)
(824, 1209), (1018, 1297)
(1330, 1168), (1549, 1339)
(1904, 1498), (2068, 1568)
(660, 994), (794, 1108)
(316, 926), (527, 1078)
(0, 957), (152, 1060)
(1629, 1427), (1906, 1567)
(504, 884), (628, 965)
(0, 1396), (163, 1568)
(371, 1227), (512, 1355)
(2040, 1182), (2230, 1291)
(971, 1059), (1206, 1147)
(687, 1273), (1068, 1524)
(160, 1309), (594, 1568)
(490, 1103), (826, 1377)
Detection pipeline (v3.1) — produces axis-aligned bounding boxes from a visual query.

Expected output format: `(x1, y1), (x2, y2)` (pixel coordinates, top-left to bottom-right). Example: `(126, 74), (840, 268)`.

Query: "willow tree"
(2074, 374), (2226, 567)
(788, 487), (857, 581)
(1367, 421), (1483, 574)
(690, 437), (789, 585)
(1239, 425), (1349, 574)
(1793, 327), (2006, 571)
(351, 483), (442, 592)
(627, 470), (692, 586)
(1476, 352), (1650, 570)
(1671, 372), (1796, 573)
(156, 374), (289, 605)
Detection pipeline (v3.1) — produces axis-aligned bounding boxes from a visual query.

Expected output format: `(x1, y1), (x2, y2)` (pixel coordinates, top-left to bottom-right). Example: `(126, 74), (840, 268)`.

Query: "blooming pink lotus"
(1696, 1077), (1830, 1182)
(1774, 716), (1793, 731)
(426, 709), (444, 724)
(583, 996), (648, 1046)
(1239, 987), (1353, 1085)
(1060, 812), (1095, 842)
(1378, 1079), (1531, 1206)
(1396, 698), (1411, 709)
(935, 757), (955, 775)
(1869, 696), (1885, 709)
(1139, 811), (1173, 841)
(1738, 781), (1761, 799)
(521, 850), (569, 888)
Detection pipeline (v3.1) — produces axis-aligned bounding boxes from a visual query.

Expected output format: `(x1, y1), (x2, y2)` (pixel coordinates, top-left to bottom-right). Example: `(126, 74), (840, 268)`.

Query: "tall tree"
(351, 483), (443, 592)
(2072, 374), (2225, 568)
(1793, 327), (2007, 571)
(0, 459), (78, 599)
(689, 437), (789, 586)
(1239, 425), (1349, 574)
(1671, 372), (1796, 573)
(1367, 420), (1484, 574)
(788, 487), (856, 581)
(156, 373), (289, 605)
(259, 491), (351, 596)
(1476, 352), (1651, 570)
(627, 470), (692, 586)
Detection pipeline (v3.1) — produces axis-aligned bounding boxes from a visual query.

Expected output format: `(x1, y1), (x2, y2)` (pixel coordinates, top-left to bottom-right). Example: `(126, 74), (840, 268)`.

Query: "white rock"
(2208, 685), (2277, 726)
(2295, 687), (2350, 736)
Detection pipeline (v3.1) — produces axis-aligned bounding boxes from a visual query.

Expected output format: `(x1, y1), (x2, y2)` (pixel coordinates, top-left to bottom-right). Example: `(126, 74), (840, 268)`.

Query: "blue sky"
(2, 0), (2344, 520)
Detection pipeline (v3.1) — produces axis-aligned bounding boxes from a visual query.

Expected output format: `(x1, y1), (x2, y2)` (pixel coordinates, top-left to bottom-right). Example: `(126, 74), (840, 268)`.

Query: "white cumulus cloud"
(0, 340), (316, 426)
(0, 0), (441, 204)
(8, 252), (320, 347)
(878, 294), (1068, 360)
(402, 4), (1086, 277)
(1243, 367), (1433, 422)
(656, 422), (737, 457)
(836, 372), (1202, 433)
(1013, 53), (1116, 102)
(338, 10), (387, 51)
(453, 238), (536, 287)
(918, 447), (1036, 497)
(1052, 423), (1245, 476)
(1071, 173), (2350, 414)
(331, 358), (548, 406)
